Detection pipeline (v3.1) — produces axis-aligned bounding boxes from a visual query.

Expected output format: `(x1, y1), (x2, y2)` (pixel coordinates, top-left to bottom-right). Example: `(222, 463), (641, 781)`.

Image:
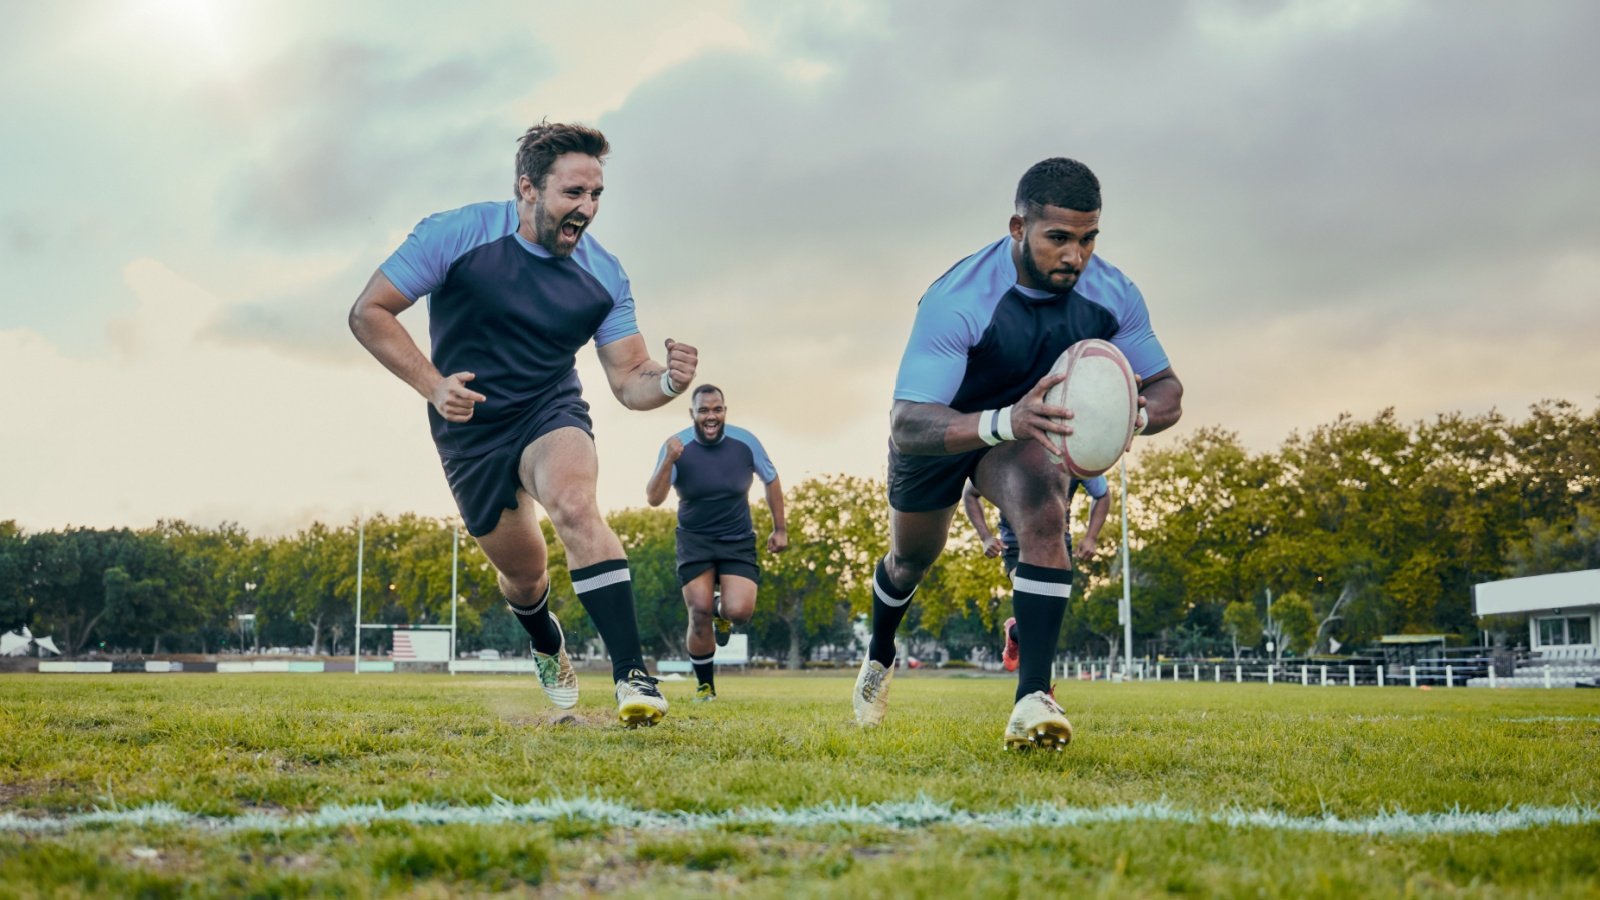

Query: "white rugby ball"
(1042, 339), (1139, 477)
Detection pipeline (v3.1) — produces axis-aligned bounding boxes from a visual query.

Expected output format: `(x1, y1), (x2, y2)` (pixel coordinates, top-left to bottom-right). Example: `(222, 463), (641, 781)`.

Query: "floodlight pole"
(354, 516), (365, 675)
(449, 524), (459, 675)
(1120, 457), (1133, 677)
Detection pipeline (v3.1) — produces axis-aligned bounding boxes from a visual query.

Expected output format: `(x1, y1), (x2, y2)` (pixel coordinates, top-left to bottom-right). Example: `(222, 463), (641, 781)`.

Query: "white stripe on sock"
(572, 568), (631, 594)
(874, 577), (915, 608)
(1011, 576), (1071, 599)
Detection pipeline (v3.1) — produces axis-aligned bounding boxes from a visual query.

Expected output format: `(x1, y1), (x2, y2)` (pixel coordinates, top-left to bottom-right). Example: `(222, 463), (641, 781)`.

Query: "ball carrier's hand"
(662, 338), (698, 396)
(431, 372), (487, 423)
(1007, 371), (1075, 455)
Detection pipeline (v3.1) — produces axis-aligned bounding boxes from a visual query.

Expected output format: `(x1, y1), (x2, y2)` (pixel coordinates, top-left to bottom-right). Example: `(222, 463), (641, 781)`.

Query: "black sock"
(570, 560), (646, 682)
(507, 582), (562, 655)
(1012, 563), (1071, 701)
(691, 652), (716, 691)
(869, 558), (916, 667)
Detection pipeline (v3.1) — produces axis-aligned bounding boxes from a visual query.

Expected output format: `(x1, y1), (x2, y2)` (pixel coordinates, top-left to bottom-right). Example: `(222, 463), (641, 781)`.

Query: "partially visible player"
(646, 385), (787, 702)
(350, 122), (694, 727)
(853, 157), (1183, 749)
(963, 476), (1110, 671)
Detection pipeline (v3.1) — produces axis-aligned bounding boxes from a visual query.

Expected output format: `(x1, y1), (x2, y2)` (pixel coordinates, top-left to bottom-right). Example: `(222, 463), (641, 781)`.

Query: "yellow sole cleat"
(1002, 691), (1073, 751)
(618, 704), (664, 728)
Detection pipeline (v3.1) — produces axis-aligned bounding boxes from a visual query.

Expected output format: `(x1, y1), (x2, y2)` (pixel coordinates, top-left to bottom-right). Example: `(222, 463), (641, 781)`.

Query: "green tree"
(761, 474), (886, 668)
(0, 521), (27, 631)
(1506, 501), (1600, 576)
(1269, 591), (1317, 657)
(1221, 599), (1262, 660)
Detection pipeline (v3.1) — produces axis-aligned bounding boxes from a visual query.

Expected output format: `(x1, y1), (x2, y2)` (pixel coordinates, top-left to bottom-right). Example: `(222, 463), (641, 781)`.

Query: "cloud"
(8, 0), (1599, 533)
(210, 39), (553, 245)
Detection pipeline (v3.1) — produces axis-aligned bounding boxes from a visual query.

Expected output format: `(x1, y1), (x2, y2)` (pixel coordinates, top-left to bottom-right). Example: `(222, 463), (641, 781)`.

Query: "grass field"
(2, 672), (1598, 897)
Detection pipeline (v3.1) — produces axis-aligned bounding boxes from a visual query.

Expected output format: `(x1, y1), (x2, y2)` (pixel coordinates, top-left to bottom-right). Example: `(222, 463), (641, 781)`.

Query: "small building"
(1473, 569), (1598, 653)
(1375, 633), (1449, 668)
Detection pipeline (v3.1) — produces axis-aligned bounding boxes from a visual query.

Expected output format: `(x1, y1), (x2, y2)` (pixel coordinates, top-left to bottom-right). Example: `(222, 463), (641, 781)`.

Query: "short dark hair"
(515, 121), (609, 191)
(1015, 158), (1101, 216)
(691, 384), (724, 405)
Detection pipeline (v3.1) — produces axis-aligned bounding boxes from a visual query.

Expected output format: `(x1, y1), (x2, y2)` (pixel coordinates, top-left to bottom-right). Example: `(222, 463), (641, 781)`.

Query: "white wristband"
(660, 370), (683, 397)
(979, 406), (1015, 446)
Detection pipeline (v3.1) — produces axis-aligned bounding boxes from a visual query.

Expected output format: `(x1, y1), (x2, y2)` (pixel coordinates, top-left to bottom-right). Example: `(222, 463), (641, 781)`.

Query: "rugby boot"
(615, 669), (669, 727)
(532, 618), (579, 709)
(1003, 689), (1073, 751)
(852, 656), (894, 727)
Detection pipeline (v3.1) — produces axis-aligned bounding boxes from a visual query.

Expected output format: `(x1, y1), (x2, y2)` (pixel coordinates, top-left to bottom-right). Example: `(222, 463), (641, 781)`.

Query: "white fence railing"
(1050, 659), (1584, 688)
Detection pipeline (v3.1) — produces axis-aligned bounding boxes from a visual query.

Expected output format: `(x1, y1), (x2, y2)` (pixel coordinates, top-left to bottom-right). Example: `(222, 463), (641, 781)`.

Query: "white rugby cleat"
(532, 618), (579, 709)
(852, 656), (894, 727)
(1003, 690), (1073, 751)
(615, 669), (668, 728)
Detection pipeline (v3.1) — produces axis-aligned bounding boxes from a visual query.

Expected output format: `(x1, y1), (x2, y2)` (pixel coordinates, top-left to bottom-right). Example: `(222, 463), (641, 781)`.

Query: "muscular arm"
(349, 269), (487, 419)
(890, 402), (992, 456)
(645, 449), (675, 507)
(1136, 367), (1184, 435)
(764, 475), (788, 553)
(348, 270), (441, 400)
(890, 370), (1073, 456)
(595, 335), (696, 411)
(961, 482), (994, 543)
(1073, 488), (1113, 562)
(1082, 492), (1111, 546)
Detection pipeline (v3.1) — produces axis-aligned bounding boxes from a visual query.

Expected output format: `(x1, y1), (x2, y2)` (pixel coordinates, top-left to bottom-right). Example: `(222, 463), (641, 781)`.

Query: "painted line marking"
(2, 797), (1597, 836)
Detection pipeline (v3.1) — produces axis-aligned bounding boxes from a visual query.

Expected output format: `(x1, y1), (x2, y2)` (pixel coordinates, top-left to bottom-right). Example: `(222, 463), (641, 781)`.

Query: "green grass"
(2, 673), (1598, 896)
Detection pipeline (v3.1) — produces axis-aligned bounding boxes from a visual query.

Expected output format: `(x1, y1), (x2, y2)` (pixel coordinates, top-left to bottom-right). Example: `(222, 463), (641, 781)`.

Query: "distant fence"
(1055, 658), (1592, 689)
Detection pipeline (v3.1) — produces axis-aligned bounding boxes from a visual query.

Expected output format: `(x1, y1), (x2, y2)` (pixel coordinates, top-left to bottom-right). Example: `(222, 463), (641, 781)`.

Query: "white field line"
(2, 796), (1597, 837)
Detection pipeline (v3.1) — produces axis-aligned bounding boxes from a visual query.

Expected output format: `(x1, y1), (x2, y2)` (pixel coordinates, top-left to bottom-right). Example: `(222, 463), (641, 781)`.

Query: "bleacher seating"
(1466, 647), (1600, 688)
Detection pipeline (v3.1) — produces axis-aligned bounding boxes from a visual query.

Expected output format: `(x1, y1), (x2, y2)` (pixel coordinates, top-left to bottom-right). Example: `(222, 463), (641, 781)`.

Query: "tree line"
(2, 400), (1596, 665)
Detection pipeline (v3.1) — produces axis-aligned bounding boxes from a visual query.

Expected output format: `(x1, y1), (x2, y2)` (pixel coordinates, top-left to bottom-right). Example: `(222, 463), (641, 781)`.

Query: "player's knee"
(497, 569), (548, 606)
(885, 550), (936, 588)
(541, 488), (603, 535)
(720, 595), (755, 625)
(1011, 499), (1067, 542)
(687, 605), (714, 632)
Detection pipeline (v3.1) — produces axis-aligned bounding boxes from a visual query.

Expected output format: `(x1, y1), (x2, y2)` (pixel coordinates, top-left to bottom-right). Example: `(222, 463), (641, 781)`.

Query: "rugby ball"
(1042, 339), (1139, 477)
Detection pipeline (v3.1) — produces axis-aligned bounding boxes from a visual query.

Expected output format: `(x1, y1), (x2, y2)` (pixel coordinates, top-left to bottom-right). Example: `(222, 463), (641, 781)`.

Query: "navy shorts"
(676, 529), (761, 587)
(886, 439), (992, 513)
(439, 399), (593, 538)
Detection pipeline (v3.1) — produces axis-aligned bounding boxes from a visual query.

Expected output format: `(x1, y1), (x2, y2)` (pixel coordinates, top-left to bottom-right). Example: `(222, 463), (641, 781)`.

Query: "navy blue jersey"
(381, 200), (638, 459)
(658, 425), (778, 540)
(894, 238), (1168, 412)
(996, 476), (1108, 550)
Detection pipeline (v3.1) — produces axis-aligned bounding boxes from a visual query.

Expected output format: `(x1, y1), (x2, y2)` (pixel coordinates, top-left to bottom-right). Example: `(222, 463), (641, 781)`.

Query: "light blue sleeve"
(892, 298), (980, 405)
(379, 202), (510, 302)
(1108, 280), (1170, 381)
(573, 238), (639, 347)
(1082, 475), (1110, 499)
(729, 426), (778, 484)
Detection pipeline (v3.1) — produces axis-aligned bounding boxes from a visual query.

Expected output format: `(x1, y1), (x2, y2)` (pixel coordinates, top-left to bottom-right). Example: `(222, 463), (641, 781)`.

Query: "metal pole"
(449, 525), (459, 675)
(1120, 458), (1133, 677)
(354, 516), (364, 675)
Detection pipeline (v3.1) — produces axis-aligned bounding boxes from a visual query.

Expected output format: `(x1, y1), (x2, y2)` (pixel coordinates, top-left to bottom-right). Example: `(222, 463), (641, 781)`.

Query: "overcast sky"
(3, 0), (1597, 535)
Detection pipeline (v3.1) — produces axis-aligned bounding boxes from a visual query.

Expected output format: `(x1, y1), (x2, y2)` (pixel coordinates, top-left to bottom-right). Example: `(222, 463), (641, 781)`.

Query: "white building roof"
(1473, 569), (1600, 617)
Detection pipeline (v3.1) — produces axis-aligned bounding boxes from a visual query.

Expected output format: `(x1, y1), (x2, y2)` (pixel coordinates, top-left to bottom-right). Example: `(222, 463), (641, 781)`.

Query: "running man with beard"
(350, 122), (692, 727)
(852, 157), (1183, 750)
(647, 385), (787, 702)
(963, 475), (1111, 671)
